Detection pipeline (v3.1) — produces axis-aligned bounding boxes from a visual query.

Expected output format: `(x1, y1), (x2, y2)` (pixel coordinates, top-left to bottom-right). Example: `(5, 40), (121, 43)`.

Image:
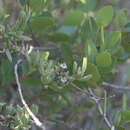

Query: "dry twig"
(102, 82), (130, 91)
(71, 83), (115, 130)
(14, 59), (46, 130)
(87, 88), (115, 130)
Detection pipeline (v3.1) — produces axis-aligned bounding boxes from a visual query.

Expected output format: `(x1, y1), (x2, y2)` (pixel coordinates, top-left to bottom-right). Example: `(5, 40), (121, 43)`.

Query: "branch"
(71, 83), (115, 130)
(14, 59), (46, 130)
(87, 88), (115, 130)
(102, 82), (130, 91)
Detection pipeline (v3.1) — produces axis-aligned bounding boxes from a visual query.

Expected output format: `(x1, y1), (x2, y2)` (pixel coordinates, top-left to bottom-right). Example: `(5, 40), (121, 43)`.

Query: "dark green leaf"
(0, 59), (14, 85)
(60, 43), (73, 73)
(96, 51), (112, 67)
(64, 10), (84, 26)
(121, 110), (130, 123)
(30, 17), (54, 32)
(47, 32), (70, 42)
(86, 63), (100, 83)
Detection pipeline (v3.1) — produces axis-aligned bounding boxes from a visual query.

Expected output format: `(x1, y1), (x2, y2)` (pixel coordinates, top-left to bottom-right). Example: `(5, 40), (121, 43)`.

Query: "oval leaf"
(87, 63), (100, 82)
(30, 17), (54, 32)
(96, 51), (112, 67)
(96, 6), (113, 26)
(64, 10), (84, 26)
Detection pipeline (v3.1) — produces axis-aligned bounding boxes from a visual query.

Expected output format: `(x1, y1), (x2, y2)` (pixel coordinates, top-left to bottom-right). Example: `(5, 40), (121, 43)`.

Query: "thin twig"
(71, 83), (115, 100)
(102, 82), (130, 91)
(14, 59), (46, 130)
(71, 83), (115, 130)
(88, 88), (115, 130)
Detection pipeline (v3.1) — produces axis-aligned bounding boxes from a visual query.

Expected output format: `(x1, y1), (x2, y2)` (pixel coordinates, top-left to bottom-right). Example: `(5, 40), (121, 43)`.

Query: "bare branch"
(88, 88), (115, 130)
(102, 82), (130, 91)
(71, 83), (115, 130)
(14, 59), (46, 130)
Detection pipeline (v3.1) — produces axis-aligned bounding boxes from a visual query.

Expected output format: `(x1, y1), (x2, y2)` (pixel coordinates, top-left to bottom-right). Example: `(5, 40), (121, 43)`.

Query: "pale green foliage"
(0, 0), (130, 129)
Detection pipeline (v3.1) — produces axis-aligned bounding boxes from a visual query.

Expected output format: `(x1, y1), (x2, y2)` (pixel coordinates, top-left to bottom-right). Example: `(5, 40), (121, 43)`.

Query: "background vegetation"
(0, 0), (130, 130)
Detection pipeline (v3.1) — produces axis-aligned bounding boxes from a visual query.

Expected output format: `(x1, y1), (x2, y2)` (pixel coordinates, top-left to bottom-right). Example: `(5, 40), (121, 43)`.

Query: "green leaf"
(0, 59), (14, 85)
(115, 9), (127, 27)
(30, 0), (42, 11)
(64, 10), (84, 26)
(47, 26), (77, 42)
(96, 6), (113, 26)
(21, 75), (42, 88)
(96, 51), (112, 67)
(73, 61), (78, 74)
(80, 17), (98, 41)
(113, 111), (122, 126)
(122, 94), (128, 111)
(107, 31), (121, 49)
(82, 57), (87, 75)
(116, 126), (125, 130)
(121, 110), (130, 123)
(29, 0), (49, 11)
(79, 74), (92, 81)
(123, 43), (130, 53)
(86, 63), (100, 83)
(47, 32), (70, 42)
(30, 17), (54, 32)
(60, 43), (73, 73)
(73, 80), (88, 88)
(84, 40), (97, 62)
(80, 0), (86, 4)
(78, 0), (97, 12)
